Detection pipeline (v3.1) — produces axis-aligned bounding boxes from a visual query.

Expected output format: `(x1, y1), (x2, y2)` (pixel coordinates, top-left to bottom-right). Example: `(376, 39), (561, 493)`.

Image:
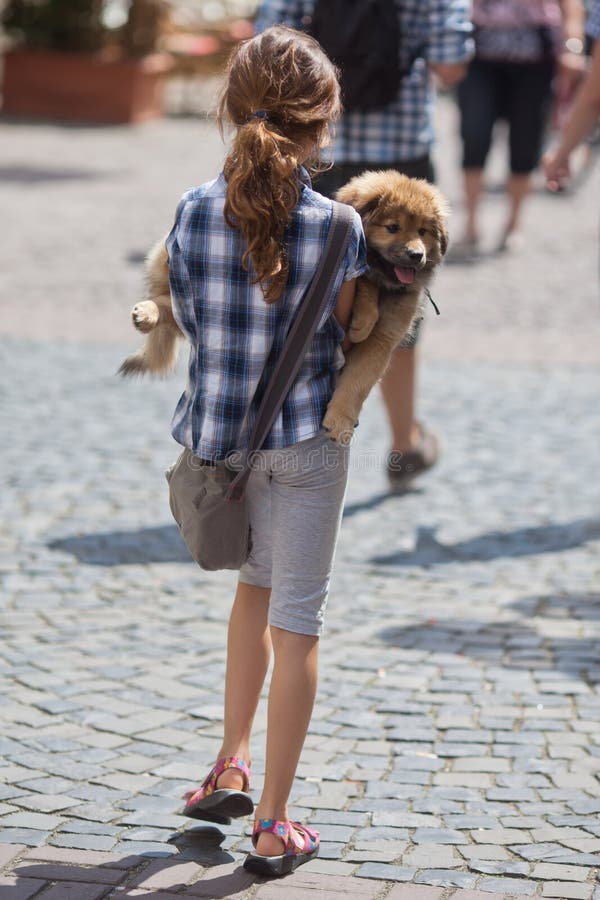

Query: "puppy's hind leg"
(118, 238), (182, 377)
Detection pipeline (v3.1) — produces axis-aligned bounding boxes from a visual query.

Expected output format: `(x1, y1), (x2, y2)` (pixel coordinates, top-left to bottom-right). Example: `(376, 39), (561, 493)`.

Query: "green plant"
(2, 0), (106, 52)
(2, 0), (165, 55)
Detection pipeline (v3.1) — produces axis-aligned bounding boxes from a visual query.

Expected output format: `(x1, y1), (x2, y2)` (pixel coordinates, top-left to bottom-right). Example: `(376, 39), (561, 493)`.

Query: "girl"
(165, 26), (367, 875)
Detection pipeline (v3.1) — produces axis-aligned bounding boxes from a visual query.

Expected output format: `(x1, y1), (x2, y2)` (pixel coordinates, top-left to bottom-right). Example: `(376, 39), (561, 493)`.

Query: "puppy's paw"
(322, 406), (355, 445)
(348, 316), (376, 343)
(132, 300), (159, 333)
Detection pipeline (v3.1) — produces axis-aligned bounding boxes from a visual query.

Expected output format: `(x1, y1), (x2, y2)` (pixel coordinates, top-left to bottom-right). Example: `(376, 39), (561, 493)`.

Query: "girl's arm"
(334, 279), (358, 353)
(543, 39), (600, 189)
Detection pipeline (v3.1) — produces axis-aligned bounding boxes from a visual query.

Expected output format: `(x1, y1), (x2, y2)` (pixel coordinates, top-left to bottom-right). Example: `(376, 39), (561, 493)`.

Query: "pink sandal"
(181, 756), (253, 824)
(243, 817), (320, 876)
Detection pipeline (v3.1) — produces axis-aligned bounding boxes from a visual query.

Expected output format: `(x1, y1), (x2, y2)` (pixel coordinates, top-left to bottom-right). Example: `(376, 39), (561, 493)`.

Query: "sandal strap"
(184, 756), (250, 807)
(252, 818), (319, 856)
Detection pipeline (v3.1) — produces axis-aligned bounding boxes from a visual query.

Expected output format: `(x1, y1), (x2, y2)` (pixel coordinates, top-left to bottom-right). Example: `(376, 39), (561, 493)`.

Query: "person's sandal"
(181, 756), (253, 824)
(387, 423), (440, 493)
(243, 817), (320, 877)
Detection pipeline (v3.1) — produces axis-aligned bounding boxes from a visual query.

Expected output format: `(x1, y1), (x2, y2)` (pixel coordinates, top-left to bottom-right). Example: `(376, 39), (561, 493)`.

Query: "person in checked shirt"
(256, 0), (473, 491)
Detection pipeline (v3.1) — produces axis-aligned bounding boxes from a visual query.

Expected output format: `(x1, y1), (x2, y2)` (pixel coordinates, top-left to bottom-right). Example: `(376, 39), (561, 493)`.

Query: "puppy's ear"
(336, 178), (381, 222)
(354, 196), (382, 222)
(437, 220), (449, 257)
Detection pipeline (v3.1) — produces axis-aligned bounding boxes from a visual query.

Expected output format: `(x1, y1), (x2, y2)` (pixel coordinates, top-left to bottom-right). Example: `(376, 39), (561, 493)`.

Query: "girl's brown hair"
(217, 26), (341, 303)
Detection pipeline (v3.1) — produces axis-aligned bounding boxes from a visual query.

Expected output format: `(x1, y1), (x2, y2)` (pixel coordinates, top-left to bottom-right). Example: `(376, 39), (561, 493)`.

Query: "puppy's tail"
(118, 322), (181, 378)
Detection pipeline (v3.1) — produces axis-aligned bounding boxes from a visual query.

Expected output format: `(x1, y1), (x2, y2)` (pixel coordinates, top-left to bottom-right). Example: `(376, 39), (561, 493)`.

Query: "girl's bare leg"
(254, 625), (319, 855)
(215, 582), (272, 790)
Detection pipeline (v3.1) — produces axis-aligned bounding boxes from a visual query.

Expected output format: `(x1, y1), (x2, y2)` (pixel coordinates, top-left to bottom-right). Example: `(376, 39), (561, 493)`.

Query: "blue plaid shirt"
(166, 169), (367, 460)
(256, 0), (473, 164)
(588, 0), (600, 39)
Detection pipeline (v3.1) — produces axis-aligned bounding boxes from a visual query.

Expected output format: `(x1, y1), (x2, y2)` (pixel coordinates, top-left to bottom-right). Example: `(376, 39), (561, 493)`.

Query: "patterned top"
(166, 169), (367, 460)
(472, 0), (564, 62)
(588, 0), (600, 39)
(255, 0), (473, 164)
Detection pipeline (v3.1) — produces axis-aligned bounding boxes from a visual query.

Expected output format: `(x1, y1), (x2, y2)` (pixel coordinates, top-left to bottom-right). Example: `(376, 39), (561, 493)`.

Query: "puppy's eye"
(418, 227), (427, 236)
(385, 224), (400, 234)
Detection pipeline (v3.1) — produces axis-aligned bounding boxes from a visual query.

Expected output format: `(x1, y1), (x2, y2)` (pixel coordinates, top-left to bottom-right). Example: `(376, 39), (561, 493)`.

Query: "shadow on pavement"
(370, 518), (600, 567)
(47, 515), (600, 568)
(10, 830), (258, 896)
(10, 854), (258, 900)
(0, 164), (108, 184)
(378, 591), (600, 681)
(48, 524), (192, 565)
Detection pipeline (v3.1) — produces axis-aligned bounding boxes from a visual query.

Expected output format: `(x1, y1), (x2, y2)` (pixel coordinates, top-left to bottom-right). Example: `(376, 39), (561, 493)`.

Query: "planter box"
(2, 48), (173, 124)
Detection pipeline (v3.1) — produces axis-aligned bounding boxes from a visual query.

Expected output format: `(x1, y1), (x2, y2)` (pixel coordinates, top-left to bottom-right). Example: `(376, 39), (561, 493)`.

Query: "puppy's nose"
(407, 249), (424, 263)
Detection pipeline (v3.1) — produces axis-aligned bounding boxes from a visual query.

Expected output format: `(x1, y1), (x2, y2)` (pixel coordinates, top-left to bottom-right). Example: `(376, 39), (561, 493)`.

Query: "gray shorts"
(238, 429), (350, 636)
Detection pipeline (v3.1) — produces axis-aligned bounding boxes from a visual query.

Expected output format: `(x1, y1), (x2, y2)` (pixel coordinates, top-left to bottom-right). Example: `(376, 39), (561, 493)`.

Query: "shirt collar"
(217, 166), (312, 191)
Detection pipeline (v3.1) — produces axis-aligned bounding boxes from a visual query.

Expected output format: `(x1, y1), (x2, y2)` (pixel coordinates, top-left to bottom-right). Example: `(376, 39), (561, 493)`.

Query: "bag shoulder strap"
(227, 200), (355, 499)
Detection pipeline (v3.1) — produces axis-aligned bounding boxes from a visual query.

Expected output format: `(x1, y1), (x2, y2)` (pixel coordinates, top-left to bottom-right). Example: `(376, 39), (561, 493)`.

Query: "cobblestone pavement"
(1, 96), (600, 900)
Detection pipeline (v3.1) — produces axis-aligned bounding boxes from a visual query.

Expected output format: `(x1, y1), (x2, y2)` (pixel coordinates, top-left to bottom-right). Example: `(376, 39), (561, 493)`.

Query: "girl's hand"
(542, 149), (571, 192)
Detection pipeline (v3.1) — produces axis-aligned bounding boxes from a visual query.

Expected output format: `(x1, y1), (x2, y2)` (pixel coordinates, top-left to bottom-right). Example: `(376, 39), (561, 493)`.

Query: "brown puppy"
(322, 170), (448, 444)
(118, 170), (448, 391)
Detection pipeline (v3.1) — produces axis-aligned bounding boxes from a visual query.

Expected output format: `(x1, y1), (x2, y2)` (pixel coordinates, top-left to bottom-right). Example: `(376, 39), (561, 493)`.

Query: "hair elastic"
(248, 109), (269, 121)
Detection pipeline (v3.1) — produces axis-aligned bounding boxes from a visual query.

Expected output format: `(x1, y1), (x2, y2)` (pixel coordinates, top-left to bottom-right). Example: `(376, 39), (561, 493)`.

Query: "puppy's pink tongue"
(394, 266), (415, 284)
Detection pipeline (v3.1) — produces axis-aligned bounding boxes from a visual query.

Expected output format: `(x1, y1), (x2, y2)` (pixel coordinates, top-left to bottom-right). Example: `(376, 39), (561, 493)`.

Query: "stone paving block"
(403, 845), (460, 868)
(110, 841), (178, 857)
(23, 846), (140, 868)
(413, 828), (469, 844)
(453, 758), (511, 773)
(12, 862), (125, 885)
(1, 812), (64, 831)
(302, 859), (359, 876)
(531, 862), (589, 881)
(415, 869), (478, 890)
(256, 870), (377, 895)
(37, 882), (110, 900)
(478, 877), (539, 895)
(356, 863), (415, 881)
(0, 875), (45, 899)
(9, 793), (83, 813)
(0, 843), (26, 867)
(386, 887), (443, 900)
(542, 884), (593, 899)
(49, 833), (117, 852)
(0, 830), (49, 847)
(371, 812), (442, 828)
(471, 829), (530, 844)
(467, 860), (530, 876)
(459, 846), (511, 861)
(130, 858), (202, 890)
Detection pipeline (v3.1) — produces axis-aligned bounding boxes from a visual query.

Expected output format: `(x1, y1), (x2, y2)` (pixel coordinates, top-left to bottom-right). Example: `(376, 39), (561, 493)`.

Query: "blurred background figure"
(255, 1), (473, 493)
(543, 0), (600, 192)
(454, 0), (586, 259)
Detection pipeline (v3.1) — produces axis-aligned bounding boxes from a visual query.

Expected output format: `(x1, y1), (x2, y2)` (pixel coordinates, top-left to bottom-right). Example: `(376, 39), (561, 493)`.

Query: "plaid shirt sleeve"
(425, 0), (474, 64)
(255, 1), (308, 31)
(587, 0), (600, 39)
(342, 210), (368, 283)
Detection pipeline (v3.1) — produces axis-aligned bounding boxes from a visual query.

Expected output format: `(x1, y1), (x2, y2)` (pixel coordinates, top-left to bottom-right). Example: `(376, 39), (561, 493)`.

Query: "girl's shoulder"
(178, 173), (226, 207)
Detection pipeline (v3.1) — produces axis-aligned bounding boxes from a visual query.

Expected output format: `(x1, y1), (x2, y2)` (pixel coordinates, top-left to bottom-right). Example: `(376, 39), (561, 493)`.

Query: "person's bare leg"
(504, 172), (531, 235)
(253, 626), (319, 855)
(213, 582), (272, 791)
(379, 345), (420, 453)
(463, 167), (485, 242)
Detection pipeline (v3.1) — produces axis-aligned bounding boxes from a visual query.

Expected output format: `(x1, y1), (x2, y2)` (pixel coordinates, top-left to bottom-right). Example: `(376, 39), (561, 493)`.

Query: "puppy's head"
(337, 170), (449, 290)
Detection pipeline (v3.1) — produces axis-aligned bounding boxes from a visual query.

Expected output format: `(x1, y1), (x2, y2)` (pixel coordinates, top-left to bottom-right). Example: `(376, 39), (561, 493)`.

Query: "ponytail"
(217, 26), (341, 303)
